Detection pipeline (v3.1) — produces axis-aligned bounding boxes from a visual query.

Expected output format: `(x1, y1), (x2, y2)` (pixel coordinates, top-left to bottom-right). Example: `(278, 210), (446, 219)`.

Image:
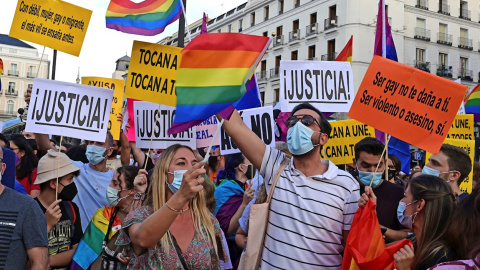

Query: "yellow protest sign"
(81, 77), (124, 140)
(125, 41), (181, 106)
(425, 138), (475, 193)
(446, 114), (474, 140)
(9, 0), (92, 56)
(320, 119), (375, 164)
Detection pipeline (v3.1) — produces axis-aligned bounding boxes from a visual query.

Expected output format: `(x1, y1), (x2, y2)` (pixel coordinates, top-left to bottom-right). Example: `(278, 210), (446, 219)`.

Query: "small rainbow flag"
(168, 33), (270, 134)
(106, 0), (182, 36)
(464, 83), (480, 121)
(70, 207), (121, 270)
(335, 36), (353, 65)
(341, 200), (412, 270)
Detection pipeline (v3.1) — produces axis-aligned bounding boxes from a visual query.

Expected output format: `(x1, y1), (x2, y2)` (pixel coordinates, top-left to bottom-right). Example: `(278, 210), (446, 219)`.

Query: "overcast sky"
(0, 0), (246, 82)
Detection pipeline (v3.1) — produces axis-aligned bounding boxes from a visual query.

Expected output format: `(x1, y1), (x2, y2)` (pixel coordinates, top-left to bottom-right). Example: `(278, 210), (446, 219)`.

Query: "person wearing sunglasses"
(220, 102), (360, 269)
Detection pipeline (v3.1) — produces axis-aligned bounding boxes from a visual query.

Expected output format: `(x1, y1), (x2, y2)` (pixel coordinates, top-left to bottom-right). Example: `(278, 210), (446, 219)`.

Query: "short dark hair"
(440, 144), (472, 186)
(106, 131), (114, 147)
(116, 165), (140, 190)
(355, 137), (385, 160)
(0, 133), (10, 148)
(290, 103), (332, 137)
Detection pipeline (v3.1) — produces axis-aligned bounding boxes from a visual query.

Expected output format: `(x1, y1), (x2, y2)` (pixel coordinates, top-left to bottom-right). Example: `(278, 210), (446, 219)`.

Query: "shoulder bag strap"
(266, 157), (290, 204)
(171, 234), (190, 270)
(104, 207), (119, 242)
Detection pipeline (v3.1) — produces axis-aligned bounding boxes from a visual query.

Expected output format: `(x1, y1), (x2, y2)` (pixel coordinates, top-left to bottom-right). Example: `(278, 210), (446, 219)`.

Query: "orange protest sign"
(348, 56), (467, 154)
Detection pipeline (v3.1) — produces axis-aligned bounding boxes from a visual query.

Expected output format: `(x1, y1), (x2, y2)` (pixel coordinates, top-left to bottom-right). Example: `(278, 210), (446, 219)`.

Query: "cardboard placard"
(348, 56), (467, 154)
(125, 41), (181, 106)
(9, 0), (92, 56)
(196, 116), (219, 148)
(446, 114), (474, 140)
(134, 101), (196, 149)
(26, 78), (113, 142)
(81, 77), (124, 140)
(425, 138), (475, 193)
(320, 120), (375, 165)
(220, 106), (275, 155)
(280, 60), (354, 112)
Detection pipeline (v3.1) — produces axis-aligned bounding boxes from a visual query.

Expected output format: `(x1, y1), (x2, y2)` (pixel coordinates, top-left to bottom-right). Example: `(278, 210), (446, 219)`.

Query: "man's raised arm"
(219, 110), (266, 170)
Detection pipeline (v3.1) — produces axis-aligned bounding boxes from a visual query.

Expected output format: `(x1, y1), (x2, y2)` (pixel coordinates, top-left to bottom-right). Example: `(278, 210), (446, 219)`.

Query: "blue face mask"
(397, 200), (418, 229)
(357, 169), (383, 188)
(86, 145), (108, 165)
(167, 170), (187, 194)
(421, 166), (454, 178)
(287, 122), (319, 155)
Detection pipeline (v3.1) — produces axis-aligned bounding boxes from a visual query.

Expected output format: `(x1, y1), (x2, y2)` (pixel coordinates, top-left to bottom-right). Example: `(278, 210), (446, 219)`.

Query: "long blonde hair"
(144, 144), (218, 254)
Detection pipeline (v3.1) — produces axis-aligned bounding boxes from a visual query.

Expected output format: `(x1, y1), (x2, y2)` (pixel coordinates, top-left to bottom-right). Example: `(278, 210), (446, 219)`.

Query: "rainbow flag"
(341, 200), (411, 270)
(0, 58), (3, 90)
(374, 0), (397, 61)
(168, 33), (271, 135)
(70, 207), (121, 270)
(106, 0), (182, 36)
(335, 36), (353, 65)
(464, 83), (480, 121)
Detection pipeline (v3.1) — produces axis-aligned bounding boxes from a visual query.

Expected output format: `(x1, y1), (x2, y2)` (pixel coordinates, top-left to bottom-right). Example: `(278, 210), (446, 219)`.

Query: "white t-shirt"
(259, 147), (360, 269)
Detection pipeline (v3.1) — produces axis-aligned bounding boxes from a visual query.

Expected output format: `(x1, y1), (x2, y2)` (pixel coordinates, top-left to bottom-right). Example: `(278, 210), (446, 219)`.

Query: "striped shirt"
(259, 147), (360, 269)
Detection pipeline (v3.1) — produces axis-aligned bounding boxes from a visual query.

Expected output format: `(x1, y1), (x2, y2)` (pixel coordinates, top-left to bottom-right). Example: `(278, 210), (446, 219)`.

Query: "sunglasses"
(286, 115), (321, 128)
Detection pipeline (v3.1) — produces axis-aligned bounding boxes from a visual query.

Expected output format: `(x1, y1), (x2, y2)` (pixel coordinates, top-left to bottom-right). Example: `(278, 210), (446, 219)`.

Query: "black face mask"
(387, 169), (397, 180)
(245, 164), (255, 179)
(208, 155), (218, 168)
(58, 182), (78, 201)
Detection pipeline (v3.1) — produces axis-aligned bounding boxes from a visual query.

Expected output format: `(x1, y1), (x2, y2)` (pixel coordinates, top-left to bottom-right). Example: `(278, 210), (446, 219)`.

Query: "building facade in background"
(0, 34), (49, 121)
(159, 0), (480, 110)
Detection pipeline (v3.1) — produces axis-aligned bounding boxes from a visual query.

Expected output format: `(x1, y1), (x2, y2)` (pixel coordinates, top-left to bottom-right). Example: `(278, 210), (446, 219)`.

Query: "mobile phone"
(246, 164), (255, 179)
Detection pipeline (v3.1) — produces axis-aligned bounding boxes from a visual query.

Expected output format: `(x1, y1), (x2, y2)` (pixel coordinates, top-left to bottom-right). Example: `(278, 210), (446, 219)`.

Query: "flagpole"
(178, 0), (192, 46)
(203, 119), (224, 164)
(385, 133), (389, 181)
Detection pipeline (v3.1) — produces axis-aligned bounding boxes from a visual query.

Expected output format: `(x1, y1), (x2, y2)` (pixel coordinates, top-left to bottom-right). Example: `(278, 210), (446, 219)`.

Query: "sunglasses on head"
(286, 115), (321, 128)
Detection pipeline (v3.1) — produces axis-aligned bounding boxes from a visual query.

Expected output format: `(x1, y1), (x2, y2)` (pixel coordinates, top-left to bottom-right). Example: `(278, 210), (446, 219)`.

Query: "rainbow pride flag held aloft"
(168, 33), (271, 135)
(70, 207), (120, 270)
(106, 0), (182, 36)
(335, 36), (353, 65)
(341, 200), (412, 270)
(464, 83), (480, 121)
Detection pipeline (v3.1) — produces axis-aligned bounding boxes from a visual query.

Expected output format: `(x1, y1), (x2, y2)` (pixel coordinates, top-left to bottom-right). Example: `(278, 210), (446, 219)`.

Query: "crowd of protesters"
(0, 101), (479, 270)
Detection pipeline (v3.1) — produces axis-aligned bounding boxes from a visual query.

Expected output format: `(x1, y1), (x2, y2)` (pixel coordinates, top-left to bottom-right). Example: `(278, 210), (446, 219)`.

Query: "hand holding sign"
(348, 56), (467, 154)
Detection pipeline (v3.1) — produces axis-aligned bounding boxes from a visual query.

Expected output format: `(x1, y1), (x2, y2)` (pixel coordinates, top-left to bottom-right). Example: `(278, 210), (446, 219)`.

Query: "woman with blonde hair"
(116, 144), (228, 269)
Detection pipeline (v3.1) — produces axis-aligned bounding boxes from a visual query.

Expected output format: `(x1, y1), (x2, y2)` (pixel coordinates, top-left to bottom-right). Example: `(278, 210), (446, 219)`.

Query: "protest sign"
(348, 55), (467, 154)
(81, 77), (124, 140)
(320, 120), (375, 164)
(126, 41), (181, 106)
(134, 101), (195, 149)
(280, 60), (354, 112)
(220, 106), (275, 155)
(425, 138), (475, 193)
(9, 0), (91, 56)
(196, 116), (219, 148)
(446, 114), (473, 140)
(26, 78), (113, 142)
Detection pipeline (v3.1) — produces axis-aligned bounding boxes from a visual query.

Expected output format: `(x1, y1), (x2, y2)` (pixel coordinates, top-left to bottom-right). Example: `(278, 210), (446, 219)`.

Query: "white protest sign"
(219, 106), (275, 155)
(280, 60), (354, 112)
(26, 78), (113, 142)
(134, 101), (196, 149)
(196, 116), (219, 148)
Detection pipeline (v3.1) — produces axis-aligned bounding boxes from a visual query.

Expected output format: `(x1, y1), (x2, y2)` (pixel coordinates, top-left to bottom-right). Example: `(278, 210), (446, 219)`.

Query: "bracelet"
(165, 201), (189, 215)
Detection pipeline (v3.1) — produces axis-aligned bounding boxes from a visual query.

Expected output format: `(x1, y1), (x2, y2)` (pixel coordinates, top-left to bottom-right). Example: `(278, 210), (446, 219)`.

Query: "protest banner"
(196, 116), (219, 148)
(26, 78), (113, 142)
(126, 41), (181, 106)
(446, 114), (474, 140)
(425, 138), (475, 193)
(9, 0), (92, 56)
(81, 77), (124, 140)
(280, 60), (354, 112)
(220, 106), (275, 155)
(348, 55), (467, 154)
(320, 120), (375, 164)
(134, 101), (195, 149)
